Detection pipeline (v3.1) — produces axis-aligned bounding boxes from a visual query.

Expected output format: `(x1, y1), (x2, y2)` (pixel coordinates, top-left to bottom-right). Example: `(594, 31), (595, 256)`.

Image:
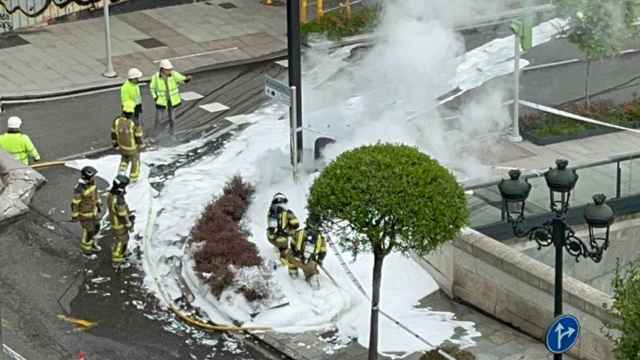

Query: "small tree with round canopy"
(307, 143), (468, 360)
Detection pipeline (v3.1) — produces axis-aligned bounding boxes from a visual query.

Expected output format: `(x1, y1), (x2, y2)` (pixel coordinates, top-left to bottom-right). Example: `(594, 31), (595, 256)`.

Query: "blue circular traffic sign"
(545, 314), (581, 354)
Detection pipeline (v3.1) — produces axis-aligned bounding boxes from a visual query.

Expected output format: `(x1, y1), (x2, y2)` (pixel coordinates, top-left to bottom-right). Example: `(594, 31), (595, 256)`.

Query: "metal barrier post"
(616, 161), (622, 199)
(102, 0), (117, 78)
(301, 0), (308, 23)
(316, 0), (324, 19)
(0, 304), (4, 360)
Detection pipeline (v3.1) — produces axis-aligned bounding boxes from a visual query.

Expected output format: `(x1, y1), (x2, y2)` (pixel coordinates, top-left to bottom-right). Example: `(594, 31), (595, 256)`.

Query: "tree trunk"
(368, 253), (384, 360)
(585, 61), (592, 109)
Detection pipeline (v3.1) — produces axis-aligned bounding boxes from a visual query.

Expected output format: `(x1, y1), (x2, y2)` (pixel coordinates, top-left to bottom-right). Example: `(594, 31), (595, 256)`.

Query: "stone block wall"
(416, 229), (617, 360)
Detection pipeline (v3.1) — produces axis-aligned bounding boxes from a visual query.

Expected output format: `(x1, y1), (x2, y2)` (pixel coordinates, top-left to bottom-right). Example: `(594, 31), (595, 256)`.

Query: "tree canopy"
(307, 143), (468, 257)
(557, 0), (634, 61)
(611, 259), (640, 359)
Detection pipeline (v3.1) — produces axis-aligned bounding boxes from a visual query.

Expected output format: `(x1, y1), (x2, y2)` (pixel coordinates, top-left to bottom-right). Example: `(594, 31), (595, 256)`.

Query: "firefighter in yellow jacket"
(266, 193), (300, 265)
(107, 175), (135, 269)
(71, 166), (102, 257)
(112, 101), (144, 182)
(288, 227), (327, 285)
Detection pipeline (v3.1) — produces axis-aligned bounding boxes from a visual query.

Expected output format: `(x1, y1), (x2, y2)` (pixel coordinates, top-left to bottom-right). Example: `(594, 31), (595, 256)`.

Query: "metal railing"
(464, 150), (640, 226)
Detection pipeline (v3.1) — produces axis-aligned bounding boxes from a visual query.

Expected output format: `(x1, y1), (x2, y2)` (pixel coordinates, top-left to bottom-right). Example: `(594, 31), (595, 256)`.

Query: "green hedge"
(301, 7), (379, 41)
(520, 99), (640, 138)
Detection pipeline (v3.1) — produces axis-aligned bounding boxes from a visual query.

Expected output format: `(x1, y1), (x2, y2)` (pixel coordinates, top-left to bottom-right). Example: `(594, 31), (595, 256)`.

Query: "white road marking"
(4, 344), (27, 360)
(181, 91), (204, 101)
(152, 47), (239, 63)
(225, 114), (251, 125)
(199, 102), (230, 113)
(275, 59), (288, 68)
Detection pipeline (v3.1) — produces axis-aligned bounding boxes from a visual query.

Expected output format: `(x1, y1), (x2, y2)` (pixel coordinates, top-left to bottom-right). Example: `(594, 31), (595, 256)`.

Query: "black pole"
(286, 0), (303, 163)
(552, 217), (565, 360)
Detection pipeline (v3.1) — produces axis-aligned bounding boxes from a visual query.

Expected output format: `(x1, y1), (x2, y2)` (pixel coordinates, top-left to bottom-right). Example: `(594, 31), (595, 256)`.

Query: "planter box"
(521, 120), (640, 146)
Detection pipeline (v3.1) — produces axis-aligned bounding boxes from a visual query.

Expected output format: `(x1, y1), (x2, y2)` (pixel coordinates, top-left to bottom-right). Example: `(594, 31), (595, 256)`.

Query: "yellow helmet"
(122, 101), (136, 114)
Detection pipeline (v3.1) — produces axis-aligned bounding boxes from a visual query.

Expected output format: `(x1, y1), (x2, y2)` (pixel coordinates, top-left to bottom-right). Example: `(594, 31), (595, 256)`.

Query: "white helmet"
(7, 116), (22, 129)
(159, 59), (174, 70)
(127, 68), (143, 79)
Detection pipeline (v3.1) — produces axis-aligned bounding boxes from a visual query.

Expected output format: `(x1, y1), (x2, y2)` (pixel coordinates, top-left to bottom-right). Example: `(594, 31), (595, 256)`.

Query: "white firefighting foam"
(67, 15), (567, 357)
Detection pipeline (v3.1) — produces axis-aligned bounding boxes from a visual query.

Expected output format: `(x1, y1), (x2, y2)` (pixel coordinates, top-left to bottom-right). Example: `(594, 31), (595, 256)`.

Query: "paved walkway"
(0, 0), (286, 97)
(467, 127), (640, 228)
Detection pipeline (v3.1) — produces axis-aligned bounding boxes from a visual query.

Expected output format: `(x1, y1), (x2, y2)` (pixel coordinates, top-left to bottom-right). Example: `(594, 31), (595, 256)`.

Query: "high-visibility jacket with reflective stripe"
(111, 116), (143, 154)
(121, 80), (142, 107)
(150, 71), (186, 108)
(0, 132), (40, 165)
(107, 192), (131, 231)
(292, 230), (327, 263)
(71, 182), (101, 220)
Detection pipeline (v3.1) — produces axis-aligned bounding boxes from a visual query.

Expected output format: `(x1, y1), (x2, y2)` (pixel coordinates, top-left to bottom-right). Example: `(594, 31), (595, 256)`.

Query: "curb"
(0, 50), (287, 103)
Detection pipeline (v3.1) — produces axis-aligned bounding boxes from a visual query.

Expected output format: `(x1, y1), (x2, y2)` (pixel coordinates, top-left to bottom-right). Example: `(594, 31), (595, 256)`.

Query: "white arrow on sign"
(555, 322), (576, 348)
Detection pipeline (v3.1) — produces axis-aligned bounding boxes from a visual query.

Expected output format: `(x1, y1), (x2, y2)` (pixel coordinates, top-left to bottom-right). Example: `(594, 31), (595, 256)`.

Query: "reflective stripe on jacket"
(121, 80), (142, 106)
(107, 193), (131, 231)
(0, 132), (40, 165)
(71, 182), (101, 219)
(150, 71), (186, 108)
(292, 230), (327, 262)
(112, 116), (143, 153)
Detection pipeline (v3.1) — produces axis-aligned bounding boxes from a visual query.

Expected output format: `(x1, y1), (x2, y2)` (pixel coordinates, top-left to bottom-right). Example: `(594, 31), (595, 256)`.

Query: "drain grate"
(135, 38), (166, 49)
(0, 34), (30, 50)
(218, 2), (237, 9)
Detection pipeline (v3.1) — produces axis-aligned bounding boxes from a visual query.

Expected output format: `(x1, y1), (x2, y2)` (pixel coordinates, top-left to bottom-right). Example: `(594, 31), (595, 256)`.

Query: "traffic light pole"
(286, 0), (303, 164)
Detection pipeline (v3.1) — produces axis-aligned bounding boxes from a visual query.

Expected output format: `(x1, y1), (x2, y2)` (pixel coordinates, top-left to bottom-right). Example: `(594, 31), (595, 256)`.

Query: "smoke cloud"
(301, 0), (517, 180)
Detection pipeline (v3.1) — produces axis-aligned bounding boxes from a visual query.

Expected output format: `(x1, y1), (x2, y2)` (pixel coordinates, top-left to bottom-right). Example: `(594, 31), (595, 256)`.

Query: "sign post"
(286, 0), (303, 163)
(291, 86), (298, 182)
(545, 314), (581, 356)
(510, 17), (532, 142)
(265, 76), (298, 182)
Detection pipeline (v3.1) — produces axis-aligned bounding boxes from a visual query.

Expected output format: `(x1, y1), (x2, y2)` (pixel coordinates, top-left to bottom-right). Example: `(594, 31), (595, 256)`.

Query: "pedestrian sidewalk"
(0, 0), (286, 97)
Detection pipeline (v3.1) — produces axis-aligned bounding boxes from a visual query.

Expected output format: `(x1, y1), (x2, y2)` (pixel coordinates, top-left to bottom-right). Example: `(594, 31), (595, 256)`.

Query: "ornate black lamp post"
(498, 159), (615, 360)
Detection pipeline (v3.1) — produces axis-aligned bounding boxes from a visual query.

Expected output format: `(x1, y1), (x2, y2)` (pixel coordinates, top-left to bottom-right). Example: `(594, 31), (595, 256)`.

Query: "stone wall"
(0, 150), (45, 223)
(416, 229), (617, 360)
(526, 217), (640, 295)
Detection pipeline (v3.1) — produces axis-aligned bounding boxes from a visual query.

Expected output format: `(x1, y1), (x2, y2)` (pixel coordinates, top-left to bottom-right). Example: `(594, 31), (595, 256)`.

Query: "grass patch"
(301, 6), (379, 41)
(520, 99), (640, 138)
(192, 176), (266, 301)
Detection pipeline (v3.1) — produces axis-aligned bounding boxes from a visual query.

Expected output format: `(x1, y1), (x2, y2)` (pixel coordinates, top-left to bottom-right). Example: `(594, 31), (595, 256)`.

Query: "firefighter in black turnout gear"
(288, 226), (328, 285)
(266, 193), (300, 266)
(107, 175), (135, 269)
(71, 166), (102, 257)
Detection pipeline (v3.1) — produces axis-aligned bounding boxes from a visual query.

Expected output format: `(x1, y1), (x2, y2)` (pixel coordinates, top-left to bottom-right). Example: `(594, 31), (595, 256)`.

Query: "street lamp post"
(498, 159), (615, 360)
(102, 0), (117, 78)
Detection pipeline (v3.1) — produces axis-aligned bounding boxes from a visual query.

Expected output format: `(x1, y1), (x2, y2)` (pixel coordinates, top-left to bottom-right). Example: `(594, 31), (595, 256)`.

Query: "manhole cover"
(218, 2), (237, 9)
(0, 34), (30, 50)
(135, 38), (166, 49)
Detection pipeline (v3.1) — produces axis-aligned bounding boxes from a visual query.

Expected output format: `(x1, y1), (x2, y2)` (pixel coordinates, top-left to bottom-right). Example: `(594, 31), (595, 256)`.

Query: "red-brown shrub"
(214, 194), (246, 222)
(192, 176), (264, 301)
(223, 176), (256, 202)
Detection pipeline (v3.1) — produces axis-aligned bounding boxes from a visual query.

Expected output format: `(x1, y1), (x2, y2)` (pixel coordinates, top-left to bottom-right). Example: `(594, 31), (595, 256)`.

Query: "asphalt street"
(3, 22), (640, 360)
(3, 60), (286, 161)
(0, 62), (286, 360)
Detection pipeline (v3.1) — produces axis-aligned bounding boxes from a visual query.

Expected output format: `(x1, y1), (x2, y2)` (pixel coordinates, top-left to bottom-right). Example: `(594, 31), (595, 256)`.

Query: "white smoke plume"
(300, 0), (517, 181)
